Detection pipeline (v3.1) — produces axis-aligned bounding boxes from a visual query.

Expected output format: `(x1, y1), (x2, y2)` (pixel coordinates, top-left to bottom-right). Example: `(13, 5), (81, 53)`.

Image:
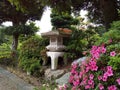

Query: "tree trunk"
(100, 0), (119, 29)
(12, 34), (19, 51)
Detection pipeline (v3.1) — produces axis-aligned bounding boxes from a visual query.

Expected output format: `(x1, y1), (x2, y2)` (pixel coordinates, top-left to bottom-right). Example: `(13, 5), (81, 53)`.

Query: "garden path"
(0, 67), (34, 90)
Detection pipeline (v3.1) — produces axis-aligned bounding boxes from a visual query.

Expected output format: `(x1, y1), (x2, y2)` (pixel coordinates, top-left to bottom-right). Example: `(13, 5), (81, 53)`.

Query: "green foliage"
(65, 29), (85, 58)
(0, 26), (8, 45)
(0, 0), (45, 24)
(0, 43), (13, 65)
(108, 56), (120, 70)
(19, 57), (41, 73)
(50, 11), (79, 29)
(18, 35), (49, 75)
(65, 26), (100, 59)
(95, 20), (120, 71)
(4, 22), (39, 35)
(95, 21), (120, 45)
(8, 0), (45, 18)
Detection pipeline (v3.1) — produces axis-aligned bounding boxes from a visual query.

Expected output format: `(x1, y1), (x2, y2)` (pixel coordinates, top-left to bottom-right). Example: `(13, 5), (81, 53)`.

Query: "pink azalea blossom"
(80, 77), (87, 85)
(101, 46), (106, 53)
(73, 80), (79, 86)
(71, 69), (78, 75)
(102, 75), (108, 81)
(98, 83), (104, 90)
(89, 74), (94, 79)
(116, 78), (120, 85)
(85, 85), (91, 89)
(98, 76), (102, 80)
(106, 69), (113, 76)
(69, 75), (74, 83)
(108, 85), (117, 90)
(85, 67), (90, 73)
(107, 66), (112, 70)
(88, 79), (94, 85)
(91, 65), (98, 71)
(69, 44), (118, 89)
(72, 63), (78, 69)
(110, 51), (116, 56)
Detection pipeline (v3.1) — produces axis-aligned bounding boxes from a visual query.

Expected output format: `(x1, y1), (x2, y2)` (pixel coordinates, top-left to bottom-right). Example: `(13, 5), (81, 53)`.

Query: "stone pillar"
(47, 52), (64, 70)
(51, 56), (58, 70)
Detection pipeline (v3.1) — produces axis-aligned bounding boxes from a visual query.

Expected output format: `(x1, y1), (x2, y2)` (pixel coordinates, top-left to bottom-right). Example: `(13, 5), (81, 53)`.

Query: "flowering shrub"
(58, 21), (120, 90)
(65, 44), (120, 90)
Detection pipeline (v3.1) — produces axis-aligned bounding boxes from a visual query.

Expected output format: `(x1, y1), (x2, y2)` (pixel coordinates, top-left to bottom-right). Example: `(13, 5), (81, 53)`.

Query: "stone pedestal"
(47, 52), (64, 70)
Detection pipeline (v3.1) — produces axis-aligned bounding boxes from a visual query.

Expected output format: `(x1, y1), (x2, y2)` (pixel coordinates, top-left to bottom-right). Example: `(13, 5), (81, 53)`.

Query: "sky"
(35, 7), (52, 35)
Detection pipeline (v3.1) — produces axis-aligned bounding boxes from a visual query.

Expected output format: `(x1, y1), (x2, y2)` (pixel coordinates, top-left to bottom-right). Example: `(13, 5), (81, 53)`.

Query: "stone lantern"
(41, 28), (71, 70)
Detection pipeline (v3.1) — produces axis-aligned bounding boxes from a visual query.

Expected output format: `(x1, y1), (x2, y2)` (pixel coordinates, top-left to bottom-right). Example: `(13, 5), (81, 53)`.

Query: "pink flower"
(89, 74), (94, 79)
(98, 76), (102, 80)
(85, 85), (91, 89)
(108, 85), (117, 90)
(71, 69), (78, 74)
(116, 78), (120, 85)
(102, 75), (108, 81)
(85, 67), (90, 73)
(72, 63), (78, 69)
(106, 69), (113, 76)
(91, 65), (98, 71)
(107, 66), (112, 70)
(88, 79), (94, 85)
(73, 80), (79, 86)
(69, 75), (74, 83)
(101, 46), (106, 53)
(98, 83), (104, 90)
(80, 76), (88, 85)
(110, 51), (116, 56)
(91, 45), (98, 50)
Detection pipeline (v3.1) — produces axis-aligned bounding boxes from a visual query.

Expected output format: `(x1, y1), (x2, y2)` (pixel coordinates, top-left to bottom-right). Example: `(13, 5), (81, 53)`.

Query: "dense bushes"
(67, 45), (120, 90)
(64, 26), (100, 60)
(61, 21), (120, 90)
(18, 35), (48, 75)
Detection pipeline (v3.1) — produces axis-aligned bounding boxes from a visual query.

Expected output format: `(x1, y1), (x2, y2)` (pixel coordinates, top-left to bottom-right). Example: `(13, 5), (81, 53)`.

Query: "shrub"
(64, 21), (120, 90)
(18, 35), (48, 75)
(67, 45), (120, 90)
(65, 27), (100, 59)
(0, 43), (13, 66)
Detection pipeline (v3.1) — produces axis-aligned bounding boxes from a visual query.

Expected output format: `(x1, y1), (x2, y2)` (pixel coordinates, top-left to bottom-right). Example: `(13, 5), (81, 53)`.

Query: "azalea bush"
(58, 21), (120, 90)
(62, 44), (120, 90)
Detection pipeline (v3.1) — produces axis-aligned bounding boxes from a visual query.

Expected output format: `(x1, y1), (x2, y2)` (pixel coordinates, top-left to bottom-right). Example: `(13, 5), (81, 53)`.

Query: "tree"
(50, 10), (79, 29)
(0, 0), (45, 50)
(0, 26), (7, 45)
(44, 0), (120, 29)
(3, 23), (39, 50)
(12, 0), (119, 30)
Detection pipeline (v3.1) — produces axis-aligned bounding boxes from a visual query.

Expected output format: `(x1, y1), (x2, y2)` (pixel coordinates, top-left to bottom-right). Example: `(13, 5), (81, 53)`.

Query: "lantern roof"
(41, 28), (72, 37)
